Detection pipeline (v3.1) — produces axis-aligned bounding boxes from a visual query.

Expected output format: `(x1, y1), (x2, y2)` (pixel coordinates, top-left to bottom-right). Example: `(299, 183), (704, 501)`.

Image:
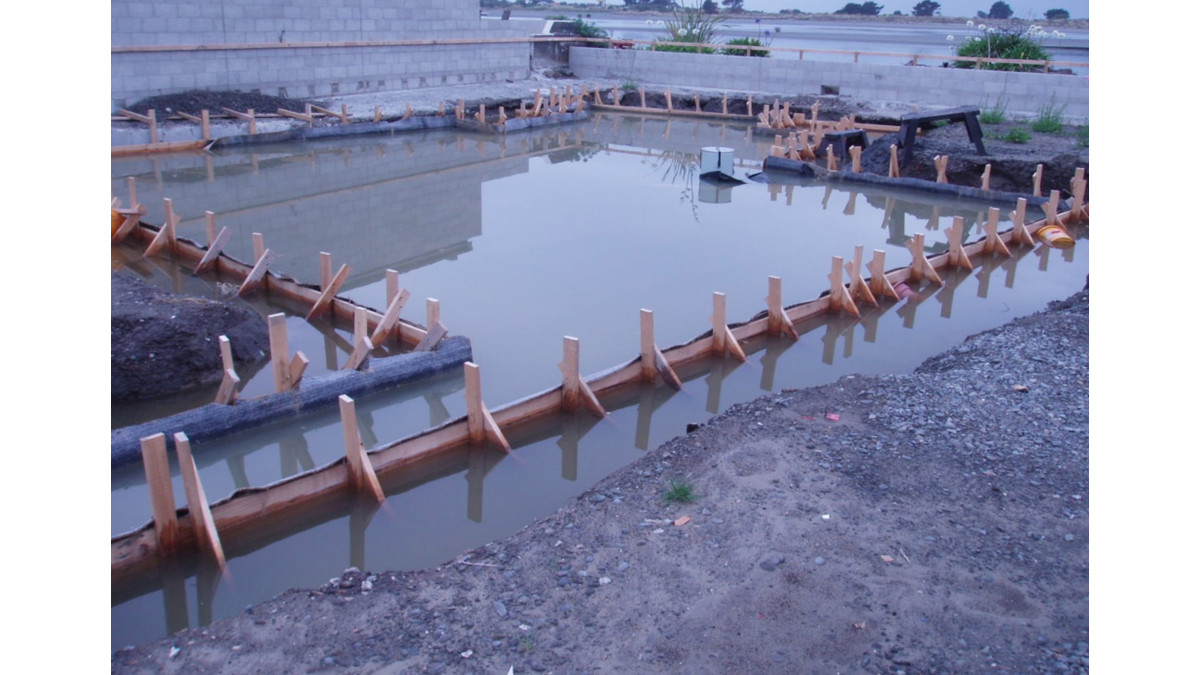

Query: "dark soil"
(128, 89), (328, 117)
(111, 272), (269, 401)
(112, 290), (1089, 674)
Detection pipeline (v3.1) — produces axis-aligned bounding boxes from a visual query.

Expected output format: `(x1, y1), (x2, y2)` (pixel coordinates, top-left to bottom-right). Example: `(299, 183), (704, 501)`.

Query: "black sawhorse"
(897, 106), (987, 166)
(819, 129), (869, 162)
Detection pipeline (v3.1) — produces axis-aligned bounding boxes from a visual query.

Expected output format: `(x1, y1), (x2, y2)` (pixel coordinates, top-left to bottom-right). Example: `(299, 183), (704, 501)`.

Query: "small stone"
(814, 556), (826, 566)
(493, 601), (507, 617)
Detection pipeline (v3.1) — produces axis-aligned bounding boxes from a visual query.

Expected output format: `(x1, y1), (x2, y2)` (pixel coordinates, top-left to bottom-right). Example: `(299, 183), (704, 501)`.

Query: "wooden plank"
(111, 208), (145, 244)
(1031, 164), (1044, 197)
(277, 107), (314, 125)
(140, 434), (179, 553)
(981, 207), (1012, 257)
(305, 263), (350, 320)
(1041, 189), (1062, 226)
(560, 336), (582, 412)
(311, 104), (349, 124)
(193, 226), (232, 274)
(236, 248), (277, 296)
(905, 233), (944, 285)
(144, 198), (178, 257)
(711, 293), (728, 354)
(946, 217), (975, 271)
(127, 176), (139, 208)
(320, 252), (334, 291)
(934, 155), (948, 183)
(252, 232), (265, 261)
(465, 362), (485, 444)
(1009, 198), (1036, 247)
(343, 335), (373, 371)
(766, 276), (800, 339)
(867, 249), (901, 300)
(653, 345), (684, 390)
(339, 396), (385, 502)
(1069, 167), (1086, 222)
(370, 288), (410, 346)
(290, 350), (309, 385)
(204, 211), (217, 246)
(268, 313), (294, 392)
(980, 164), (992, 191)
(414, 321), (448, 352)
(827, 256), (861, 318)
(849, 145), (862, 173)
(640, 309), (656, 381)
(174, 432), (226, 567)
(889, 144), (900, 178)
(214, 335), (239, 405)
(845, 246), (879, 307)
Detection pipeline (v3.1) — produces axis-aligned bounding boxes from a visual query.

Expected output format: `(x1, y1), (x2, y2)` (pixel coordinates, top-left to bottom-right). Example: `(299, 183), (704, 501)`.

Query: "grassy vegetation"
(1003, 127), (1031, 143)
(1075, 122), (1089, 148)
(722, 37), (770, 57)
(663, 479), (696, 503)
(1031, 99), (1066, 134)
(980, 96), (1008, 124)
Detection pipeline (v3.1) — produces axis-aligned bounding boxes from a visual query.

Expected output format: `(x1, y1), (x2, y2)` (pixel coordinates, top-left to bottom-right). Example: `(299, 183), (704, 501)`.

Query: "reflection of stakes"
(945, 217), (974, 271)
(279, 432), (315, 476)
(338, 395), (385, 502)
(896, 281), (935, 330)
(711, 293), (748, 361)
(348, 498), (381, 572)
(936, 267), (970, 319)
(843, 191), (857, 215)
(820, 313), (859, 365)
(464, 362), (511, 451)
(559, 336), (606, 417)
(640, 309), (683, 389)
(757, 334), (793, 392)
(704, 354), (736, 414)
(927, 205), (940, 231)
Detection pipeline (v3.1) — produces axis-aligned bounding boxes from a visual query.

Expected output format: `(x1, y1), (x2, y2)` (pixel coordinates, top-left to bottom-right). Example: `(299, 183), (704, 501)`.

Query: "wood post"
(140, 433), (179, 553)
(905, 233), (943, 285)
(375, 106), (383, 122)
(980, 163), (992, 191)
(306, 263), (350, 320)
(426, 298), (441, 331)
(559, 336), (606, 417)
(476, 103), (486, 124)
(369, 287), (410, 346)
(344, 306), (373, 371)
(766, 276), (800, 339)
(1009, 197), (1036, 247)
(339, 395), (385, 502)
(268, 313), (307, 392)
(722, 92), (728, 115)
(946, 216), (974, 271)
(1032, 163), (1044, 197)
(320, 252), (335, 291)
(464, 362), (511, 451)
(214, 335), (240, 405)
(203, 211), (217, 246)
(221, 107), (257, 134)
(174, 432), (226, 567)
(194, 226), (232, 275)
(889, 144), (900, 178)
(640, 309), (682, 388)
(611, 87), (620, 106)
(252, 232), (265, 261)
(981, 207), (1012, 257)
(236, 246), (277, 296)
(845, 245), (878, 307)
(145, 198), (179, 257)
(827, 256), (861, 318)
(1069, 167), (1086, 222)
(850, 145), (862, 173)
(934, 155), (948, 183)
(711, 292), (747, 361)
(826, 147), (837, 171)
(665, 87), (673, 112)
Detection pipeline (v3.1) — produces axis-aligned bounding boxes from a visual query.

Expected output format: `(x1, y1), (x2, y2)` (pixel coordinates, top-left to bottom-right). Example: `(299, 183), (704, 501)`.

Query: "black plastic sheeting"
(761, 155), (1050, 207)
(111, 336), (472, 469)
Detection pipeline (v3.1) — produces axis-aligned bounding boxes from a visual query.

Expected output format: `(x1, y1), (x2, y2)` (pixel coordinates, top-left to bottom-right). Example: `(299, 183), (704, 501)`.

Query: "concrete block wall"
(569, 47), (1088, 123)
(111, 0), (532, 110)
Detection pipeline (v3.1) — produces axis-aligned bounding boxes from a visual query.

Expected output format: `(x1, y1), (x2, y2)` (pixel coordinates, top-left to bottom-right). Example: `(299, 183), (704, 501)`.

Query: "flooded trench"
(111, 112), (1089, 650)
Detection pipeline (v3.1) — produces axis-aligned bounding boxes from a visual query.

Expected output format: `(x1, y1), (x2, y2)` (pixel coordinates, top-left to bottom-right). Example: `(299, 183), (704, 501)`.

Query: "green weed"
(1003, 127), (1031, 143)
(1031, 99), (1066, 134)
(980, 96), (1008, 124)
(663, 479), (696, 503)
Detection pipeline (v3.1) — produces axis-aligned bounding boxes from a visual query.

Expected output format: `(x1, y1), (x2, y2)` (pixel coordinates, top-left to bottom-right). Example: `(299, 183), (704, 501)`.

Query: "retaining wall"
(111, 0), (532, 110)
(569, 47), (1088, 122)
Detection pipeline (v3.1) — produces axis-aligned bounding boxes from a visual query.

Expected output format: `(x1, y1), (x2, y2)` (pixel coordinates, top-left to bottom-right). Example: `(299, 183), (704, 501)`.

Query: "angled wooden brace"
(559, 336), (606, 417)
(144, 197), (180, 257)
(174, 432), (226, 568)
(267, 313), (309, 392)
(845, 246), (878, 307)
(464, 362), (511, 451)
(111, 177), (145, 244)
(338, 395), (385, 502)
(766, 276), (800, 339)
(1009, 198), (1036, 247)
(867, 249), (901, 301)
(370, 286), (410, 347)
(306, 263), (351, 320)
(344, 306), (374, 371)
(946, 217), (975, 271)
(1068, 168), (1087, 223)
(194, 226), (232, 275)
(906, 233), (943, 285)
(237, 231), (278, 296)
(827, 256), (861, 317)
(214, 335), (240, 405)
(711, 293), (747, 361)
(640, 309), (683, 389)
(981, 207), (1012, 257)
(139, 433), (179, 553)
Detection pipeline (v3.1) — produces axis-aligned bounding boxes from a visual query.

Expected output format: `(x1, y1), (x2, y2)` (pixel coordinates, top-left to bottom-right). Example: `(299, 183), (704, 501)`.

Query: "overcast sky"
(725, 1), (1088, 20)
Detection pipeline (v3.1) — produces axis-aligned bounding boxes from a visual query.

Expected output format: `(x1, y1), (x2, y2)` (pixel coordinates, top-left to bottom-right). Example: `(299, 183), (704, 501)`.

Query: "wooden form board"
(113, 175), (1087, 575)
(174, 432), (227, 567)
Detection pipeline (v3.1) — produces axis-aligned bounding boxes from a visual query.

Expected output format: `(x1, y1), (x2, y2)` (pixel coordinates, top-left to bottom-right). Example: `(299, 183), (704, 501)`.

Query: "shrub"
(663, 479), (696, 503)
(722, 37), (769, 57)
(620, 78), (640, 92)
(653, 2), (725, 53)
(1031, 98), (1066, 134)
(953, 27), (1051, 72)
(1003, 127), (1031, 143)
(980, 95), (1007, 124)
(1075, 122), (1088, 148)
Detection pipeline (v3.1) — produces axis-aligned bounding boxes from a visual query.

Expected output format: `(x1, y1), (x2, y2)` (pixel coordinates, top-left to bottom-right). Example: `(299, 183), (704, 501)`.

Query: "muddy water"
(111, 112), (1088, 650)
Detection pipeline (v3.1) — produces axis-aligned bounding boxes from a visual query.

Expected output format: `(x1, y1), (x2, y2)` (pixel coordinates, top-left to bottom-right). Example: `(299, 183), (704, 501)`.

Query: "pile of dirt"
(127, 89), (327, 117)
(111, 272), (269, 401)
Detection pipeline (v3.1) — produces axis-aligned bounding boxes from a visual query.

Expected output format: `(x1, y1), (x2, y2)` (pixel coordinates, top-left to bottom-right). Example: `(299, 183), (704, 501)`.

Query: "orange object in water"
(111, 208), (122, 236)
(1035, 224), (1075, 248)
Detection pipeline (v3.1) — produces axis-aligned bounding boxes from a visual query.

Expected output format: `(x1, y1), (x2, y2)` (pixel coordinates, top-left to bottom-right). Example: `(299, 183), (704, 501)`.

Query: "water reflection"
(112, 111), (1088, 650)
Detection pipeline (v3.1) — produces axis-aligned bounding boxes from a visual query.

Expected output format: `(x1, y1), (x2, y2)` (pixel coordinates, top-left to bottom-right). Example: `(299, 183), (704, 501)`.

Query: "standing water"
(111, 112), (1088, 650)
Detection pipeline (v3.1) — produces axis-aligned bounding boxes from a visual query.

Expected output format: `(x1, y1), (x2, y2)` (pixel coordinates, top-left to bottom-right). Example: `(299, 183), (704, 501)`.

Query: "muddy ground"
(112, 286), (1089, 674)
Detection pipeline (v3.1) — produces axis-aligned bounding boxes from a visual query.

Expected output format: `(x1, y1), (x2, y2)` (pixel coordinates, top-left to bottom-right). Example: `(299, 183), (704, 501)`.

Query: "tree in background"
(986, 1), (1014, 19)
(912, 1), (940, 16)
(702, 0), (718, 13)
(1044, 8), (1070, 20)
(834, 2), (884, 15)
(721, 0), (745, 12)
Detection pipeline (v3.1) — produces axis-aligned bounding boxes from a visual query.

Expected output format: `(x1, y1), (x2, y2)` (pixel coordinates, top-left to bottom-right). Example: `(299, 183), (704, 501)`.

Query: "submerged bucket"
(1036, 224), (1075, 248)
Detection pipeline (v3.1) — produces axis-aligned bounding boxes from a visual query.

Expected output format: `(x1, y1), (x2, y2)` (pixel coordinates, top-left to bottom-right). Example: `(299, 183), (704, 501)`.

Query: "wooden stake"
(426, 298), (441, 330)
(559, 336), (606, 417)
(889, 144), (900, 178)
(464, 362), (512, 451)
(214, 335), (240, 405)
(413, 321), (447, 352)
(339, 395), (385, 502)
(766, 276), (800, 339)
(946, 217), (974, 271)
(144, 198), (179, 257)
(845, 246), (879, 307)
(236, 247), (277, 296)
(1069, 167), (1086, 222)
(476, 103), (486, 124)
(981, 207), (1012, 257)
(611, 87), (620, 107)
(375, 106), (382, 122)
(201, 109), (210, 140)
(722, 92), (728, 115)
(826, 147), (837, 171)
(934, 155), (948, 183)
(252, 232), (265, 261)
(980, 163), (992, 191)
(905, 233), (943, 285)
(140, 433), (179, 553)
(1009, 198), (1036, 247)
(369, 287), (410, 346)
(694, 93), (701, 112)
(1041, 189), (1062, 226)
(193, 227), (231, 275)
(665, 87), (672, 112)
(640, 309), (683, 388)
(850, 146), (862, 173)
(305, 263), (350, 320)
(711, 293), (747, 361)
(268, 313), (294, 392)
(1031, 164), (1045, 197)
(827, 256), (861, 317)
(343, 307), (372, 371)
(173, 432), (226, 567)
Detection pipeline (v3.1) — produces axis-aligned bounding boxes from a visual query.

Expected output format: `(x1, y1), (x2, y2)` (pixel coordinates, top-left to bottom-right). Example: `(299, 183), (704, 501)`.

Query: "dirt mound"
(127, 89), (326, 116)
